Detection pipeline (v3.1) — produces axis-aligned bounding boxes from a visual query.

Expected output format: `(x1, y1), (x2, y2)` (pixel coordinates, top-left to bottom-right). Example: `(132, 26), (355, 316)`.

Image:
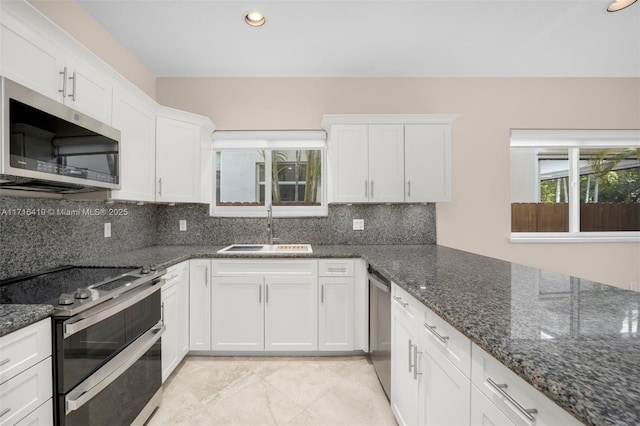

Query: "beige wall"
(29, 0), (157, 99)
(157, 77), (640, 290)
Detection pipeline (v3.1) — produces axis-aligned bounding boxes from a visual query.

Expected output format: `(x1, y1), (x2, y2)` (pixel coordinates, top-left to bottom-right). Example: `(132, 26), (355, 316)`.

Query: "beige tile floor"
(147, 355), (396, 426)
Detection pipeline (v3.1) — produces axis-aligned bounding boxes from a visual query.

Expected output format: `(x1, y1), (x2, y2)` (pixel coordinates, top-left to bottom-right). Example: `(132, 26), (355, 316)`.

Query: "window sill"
(510, 232), (640, 243)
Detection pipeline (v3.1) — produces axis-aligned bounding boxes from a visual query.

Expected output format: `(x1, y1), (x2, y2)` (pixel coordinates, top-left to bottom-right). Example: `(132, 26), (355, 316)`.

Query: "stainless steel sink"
(217, 244), (313, 254)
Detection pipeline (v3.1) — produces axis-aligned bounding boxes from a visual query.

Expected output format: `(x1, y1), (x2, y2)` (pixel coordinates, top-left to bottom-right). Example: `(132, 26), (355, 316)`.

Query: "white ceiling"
(76, 0), (640, 78)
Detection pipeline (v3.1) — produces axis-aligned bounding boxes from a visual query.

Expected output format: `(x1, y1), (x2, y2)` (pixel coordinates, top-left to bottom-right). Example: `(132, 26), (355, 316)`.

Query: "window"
(510, 130), (640, 242)
(212, 131), (326, 217)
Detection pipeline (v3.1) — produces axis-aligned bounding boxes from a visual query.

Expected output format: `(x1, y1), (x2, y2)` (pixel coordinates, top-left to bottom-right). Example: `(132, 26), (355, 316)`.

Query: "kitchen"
(0, 0), (639, 425)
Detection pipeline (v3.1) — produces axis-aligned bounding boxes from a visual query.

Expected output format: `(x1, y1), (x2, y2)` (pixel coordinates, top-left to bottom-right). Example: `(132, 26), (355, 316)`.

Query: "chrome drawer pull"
(424, 323), (449, 344)
(408, 339), (414, 373)
(487, 378), (538, 421)
(0, 408), (11, 417)
(0, 358), (10, 367)
(393, 296), (408, 308)
(327, 268), (346, 273)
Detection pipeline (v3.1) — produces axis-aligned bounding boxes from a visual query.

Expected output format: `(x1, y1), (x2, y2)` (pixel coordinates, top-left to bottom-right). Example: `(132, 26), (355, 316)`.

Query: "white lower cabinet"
(210, 260), (319, 352)
(211, 276), (264, 351)
(189, 259), (212, 351)
(392, 283), (471, 426)
(161, 261), (189, 382)
(470, 385), (515, 426)
(318, 259), (354, 351)
(0, 318), (53, 426)
(471, 343), (581, 426)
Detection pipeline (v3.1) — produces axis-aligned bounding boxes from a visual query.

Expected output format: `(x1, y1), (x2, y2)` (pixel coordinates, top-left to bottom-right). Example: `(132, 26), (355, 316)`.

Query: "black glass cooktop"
(0, 266), (137, 305)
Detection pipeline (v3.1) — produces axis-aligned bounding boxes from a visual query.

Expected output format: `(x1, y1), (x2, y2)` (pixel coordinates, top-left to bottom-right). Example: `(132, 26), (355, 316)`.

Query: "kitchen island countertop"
(2, 244), (638, 425)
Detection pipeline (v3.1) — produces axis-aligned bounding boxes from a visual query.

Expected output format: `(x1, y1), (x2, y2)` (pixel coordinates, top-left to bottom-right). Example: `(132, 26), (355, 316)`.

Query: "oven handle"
(65, 320), (165, 414)
(63, 281), (163, 338)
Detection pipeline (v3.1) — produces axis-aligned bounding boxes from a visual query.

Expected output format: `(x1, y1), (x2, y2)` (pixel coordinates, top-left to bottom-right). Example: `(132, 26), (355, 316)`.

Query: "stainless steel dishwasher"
(368, 265), (391, 401)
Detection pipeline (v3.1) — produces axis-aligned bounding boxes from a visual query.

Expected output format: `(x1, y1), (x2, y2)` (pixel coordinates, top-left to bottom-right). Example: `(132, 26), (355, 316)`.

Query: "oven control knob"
(75, 288), (91, 299)
(141, 266), (151, 274)
(149, 265), (157, 272)
(58, 293), (75, 305)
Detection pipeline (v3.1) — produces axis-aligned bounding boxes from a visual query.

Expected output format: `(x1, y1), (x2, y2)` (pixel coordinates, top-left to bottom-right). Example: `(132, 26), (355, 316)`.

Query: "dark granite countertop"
(0, 304), (54, 337)
(2, 244), (638, 425)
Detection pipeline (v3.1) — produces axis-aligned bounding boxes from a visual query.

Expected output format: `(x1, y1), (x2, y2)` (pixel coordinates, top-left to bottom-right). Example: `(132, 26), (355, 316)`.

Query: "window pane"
(271, 149), (322, 206)
(511, 148), (569, 232)
(579, 148), (640, 231)
(216, 150), (265, 206)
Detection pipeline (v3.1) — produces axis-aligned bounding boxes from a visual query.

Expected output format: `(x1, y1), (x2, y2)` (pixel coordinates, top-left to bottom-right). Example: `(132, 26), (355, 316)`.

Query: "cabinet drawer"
(163, 261), (188, 287)
(420, 306), (471, 378)
(212, 259), (318, 276)
(391, 283), (423, 321)
(14, 398), (52, 426)
(0, 319), (51, 384)
(471, 343), (581, 426)
(319, 259), (354, 277)
(0, 358), (52, 426)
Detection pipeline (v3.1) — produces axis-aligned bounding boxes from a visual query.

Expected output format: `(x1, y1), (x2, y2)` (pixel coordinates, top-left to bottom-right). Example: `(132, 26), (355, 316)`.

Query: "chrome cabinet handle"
(161, 301), (165, 326)
(266, 284), (269, 304)
(204, 267), (208, 285)
(158, 178), (162, 196)
(321, 284), (324, 304)
(0, 408), (11, 417)
(365, 180), (368, 198)
(407, 180), (411, 197)
(393, 296), (408, 308)
(413, 345), (422, 380)
(370, 181), (374, 197)
(68, 71), (77, 101)
(408, 339), (413, 373)
(327, 267), (346, 273)
(0, 358), (10, 367)
(59, 67), (68, 97)
(259, 285), (262, 303)
(486, 378), (538, 421)
(424, 323), (449, 344)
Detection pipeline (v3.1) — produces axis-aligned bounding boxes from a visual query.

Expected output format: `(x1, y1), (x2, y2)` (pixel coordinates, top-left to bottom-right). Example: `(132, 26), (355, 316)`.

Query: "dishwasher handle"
(368, 269), (391, 293)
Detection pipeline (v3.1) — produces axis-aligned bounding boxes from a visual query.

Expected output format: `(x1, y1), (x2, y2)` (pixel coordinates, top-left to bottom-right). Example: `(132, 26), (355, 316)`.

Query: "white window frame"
(210, 131), (328, 217)
(510, 129), (640, 243)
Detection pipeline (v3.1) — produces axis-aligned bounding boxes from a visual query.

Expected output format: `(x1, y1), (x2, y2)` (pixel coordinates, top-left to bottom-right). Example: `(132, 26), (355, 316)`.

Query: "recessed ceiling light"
(245, 11), (266, 27)
(607, 0), (637, 11)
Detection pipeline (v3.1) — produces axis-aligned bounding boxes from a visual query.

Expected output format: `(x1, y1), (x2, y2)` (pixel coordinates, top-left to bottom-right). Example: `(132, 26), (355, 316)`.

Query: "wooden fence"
(511, 203), (640, 232)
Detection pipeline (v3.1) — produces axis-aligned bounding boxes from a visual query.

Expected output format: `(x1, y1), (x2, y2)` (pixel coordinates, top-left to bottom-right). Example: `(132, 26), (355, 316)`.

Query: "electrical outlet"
(179, 220), (187, 231)
(353, 219), (364, 230)
(104, 222), (111, 238)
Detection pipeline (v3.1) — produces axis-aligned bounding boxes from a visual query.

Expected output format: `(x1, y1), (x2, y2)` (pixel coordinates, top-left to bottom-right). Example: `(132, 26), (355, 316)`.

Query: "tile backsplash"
(1, 196), (435, 279)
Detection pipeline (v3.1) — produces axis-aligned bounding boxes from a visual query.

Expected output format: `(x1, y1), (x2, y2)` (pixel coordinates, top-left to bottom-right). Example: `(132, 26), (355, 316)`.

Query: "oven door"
(61, 322), (163, 426)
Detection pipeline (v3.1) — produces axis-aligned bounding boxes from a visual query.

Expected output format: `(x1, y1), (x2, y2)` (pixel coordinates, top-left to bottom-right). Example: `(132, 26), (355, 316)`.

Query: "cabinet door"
(391, 305), (421, 426)
(423, 342), (471, 426)
(470, 385), (515, 426)
(318, 276), (353, 351)
(405, 124), (451, 202)
(63, 58), (113, 124)
(110, 87), (156, 202)
(14, 398), (53, 426)
(161, 280), (179, 383)
(368, 125), (405, 202)
(211, 276), (264, 351)
(329, 125), (369, 202)
(189, 260), (211, 351)
(0, 13), (63, 102)
(264, 276), (318, 351)
(156, 116), (201, 203)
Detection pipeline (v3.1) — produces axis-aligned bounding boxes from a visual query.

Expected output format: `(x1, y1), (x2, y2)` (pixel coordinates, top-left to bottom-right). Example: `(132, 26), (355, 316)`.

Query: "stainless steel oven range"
(0, 265), (166, 426)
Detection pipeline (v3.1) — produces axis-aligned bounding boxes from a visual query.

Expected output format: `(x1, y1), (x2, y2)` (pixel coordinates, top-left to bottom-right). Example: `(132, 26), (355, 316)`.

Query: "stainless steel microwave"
(0, 77), (120, 193)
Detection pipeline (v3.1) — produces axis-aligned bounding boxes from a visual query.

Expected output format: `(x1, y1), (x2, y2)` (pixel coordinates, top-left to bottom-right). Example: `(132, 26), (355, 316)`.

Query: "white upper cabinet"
(405, 124), (452, 202)
(369, 125), (405, 202)
(323, 115), (457, 203)
(156, 108), (214, 203)
(0, 3), (112, 124)
(110, 87), (157, 202)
